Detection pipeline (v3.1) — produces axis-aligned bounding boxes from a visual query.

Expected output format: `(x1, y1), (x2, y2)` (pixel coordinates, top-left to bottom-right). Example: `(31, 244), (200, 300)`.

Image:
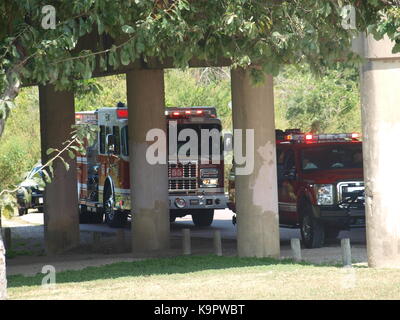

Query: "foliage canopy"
(0, 1), (398, 115)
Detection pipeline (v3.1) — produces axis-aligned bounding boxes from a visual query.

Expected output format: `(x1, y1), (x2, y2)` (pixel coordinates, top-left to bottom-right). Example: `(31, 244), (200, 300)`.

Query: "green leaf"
(68, 149), (75, 159)
(42, 169), (52, 183)
(60, 157), (70, 171)
(122, 25), (135, 34)
(46, 148), (56, 155)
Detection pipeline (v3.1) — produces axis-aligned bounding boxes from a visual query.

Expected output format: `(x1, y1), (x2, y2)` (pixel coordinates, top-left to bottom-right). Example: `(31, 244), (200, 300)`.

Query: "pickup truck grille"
(337, 181), (365, 209)
(168, 161), (198, 191)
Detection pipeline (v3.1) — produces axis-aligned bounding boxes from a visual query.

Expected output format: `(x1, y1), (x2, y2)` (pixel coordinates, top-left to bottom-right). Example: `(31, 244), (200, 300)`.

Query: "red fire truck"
(228, 129), (365, 248)
(76, 103), (227, 228)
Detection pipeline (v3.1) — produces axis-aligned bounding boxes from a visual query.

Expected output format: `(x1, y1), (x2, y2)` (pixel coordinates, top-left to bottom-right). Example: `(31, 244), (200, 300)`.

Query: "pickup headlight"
(315, 184), (334, 205)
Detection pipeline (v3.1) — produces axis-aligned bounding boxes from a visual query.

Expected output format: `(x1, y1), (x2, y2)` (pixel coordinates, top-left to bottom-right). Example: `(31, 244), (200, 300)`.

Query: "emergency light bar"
(114, 107), (218, 119)
(283, 132), (361, 143)
(165, 107), (217, 119)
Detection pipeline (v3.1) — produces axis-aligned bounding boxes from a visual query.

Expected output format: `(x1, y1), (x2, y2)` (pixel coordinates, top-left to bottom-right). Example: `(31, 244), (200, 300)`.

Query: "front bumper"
(17, 191), (43, 210)
(31, 192), (44, 208)
(169, 194), (228, 210)
(318, 205), (365, 228)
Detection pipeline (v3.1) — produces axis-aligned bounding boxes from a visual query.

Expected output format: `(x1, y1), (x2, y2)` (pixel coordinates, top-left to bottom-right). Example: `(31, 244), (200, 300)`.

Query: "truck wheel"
(104, 192), (126, 228)
(300, 203), (325, 248)
(79, 205), (91, 224)
(91, 208), (104, 224)
(192, 209), (214, 227)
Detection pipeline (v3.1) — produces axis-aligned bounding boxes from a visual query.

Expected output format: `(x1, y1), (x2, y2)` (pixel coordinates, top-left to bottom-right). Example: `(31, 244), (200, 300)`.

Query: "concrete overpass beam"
(359, 35), (400, 268)
(126, 69), (170, 252)
(39, 85), (79, 255)
(231, 68), (280, 258)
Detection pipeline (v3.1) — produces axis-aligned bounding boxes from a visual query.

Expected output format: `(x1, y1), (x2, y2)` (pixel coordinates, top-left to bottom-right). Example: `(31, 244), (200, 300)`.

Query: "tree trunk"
(0, 230), (6, 300)
(0, 69), (21, 139)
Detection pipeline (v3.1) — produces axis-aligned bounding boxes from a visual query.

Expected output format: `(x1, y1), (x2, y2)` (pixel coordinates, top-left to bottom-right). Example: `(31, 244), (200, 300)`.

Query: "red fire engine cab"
(228, 129), (365, 248)
(76, 103), (227, 228)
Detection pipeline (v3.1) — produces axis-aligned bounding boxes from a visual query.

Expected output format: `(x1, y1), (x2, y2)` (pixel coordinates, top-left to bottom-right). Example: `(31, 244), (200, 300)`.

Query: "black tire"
(192, 209), (214, 227)
(91, 208), (104, 224)
(300, 203), (325, 248)
(18, 208), (28, 216)
(104, 190), (127, 228)
(79, 205), (91, 224)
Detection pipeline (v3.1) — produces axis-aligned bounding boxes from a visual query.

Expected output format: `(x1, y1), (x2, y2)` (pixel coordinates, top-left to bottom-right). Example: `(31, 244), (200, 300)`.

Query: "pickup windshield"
(301, 144), (362, 171)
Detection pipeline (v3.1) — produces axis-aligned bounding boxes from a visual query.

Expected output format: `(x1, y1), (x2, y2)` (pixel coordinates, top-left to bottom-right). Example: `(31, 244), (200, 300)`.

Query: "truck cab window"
(121, 125), (129, 156)
(113, 126), (121, 155)
(284, 150), (295, 172)
(100, 126), (112, 154)
(100, 125), (105, 154)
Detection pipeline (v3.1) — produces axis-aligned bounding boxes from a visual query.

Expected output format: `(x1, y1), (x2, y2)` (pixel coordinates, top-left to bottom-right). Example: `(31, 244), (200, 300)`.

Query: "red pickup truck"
(228, 129), (365, 248)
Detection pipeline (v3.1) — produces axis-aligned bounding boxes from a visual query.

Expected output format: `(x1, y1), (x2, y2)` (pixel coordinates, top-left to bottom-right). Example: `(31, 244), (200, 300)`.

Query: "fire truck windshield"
(119, 123), (222, 159)
(301, 144), (363, 171)
(169, 123), (223, 159)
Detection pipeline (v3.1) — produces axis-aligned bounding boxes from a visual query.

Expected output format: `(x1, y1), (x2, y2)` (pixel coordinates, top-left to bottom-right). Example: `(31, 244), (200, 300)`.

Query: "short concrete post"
(182, 229), (191, 255)
(3, 228), (11, 250)
(341, 238), (352, 267)
(290, 238), (302, 262)
(213, 230), (222, 256)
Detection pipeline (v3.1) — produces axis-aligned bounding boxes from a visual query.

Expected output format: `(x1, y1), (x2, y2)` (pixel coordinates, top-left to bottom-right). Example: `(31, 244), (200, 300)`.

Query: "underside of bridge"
(36, 32), (400, 267)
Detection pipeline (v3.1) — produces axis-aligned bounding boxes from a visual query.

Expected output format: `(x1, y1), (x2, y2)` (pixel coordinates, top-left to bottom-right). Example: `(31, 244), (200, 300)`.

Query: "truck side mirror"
(224, 132), (233, 151)
(283, 168), (297, 180)
(106, 134), (115, 154)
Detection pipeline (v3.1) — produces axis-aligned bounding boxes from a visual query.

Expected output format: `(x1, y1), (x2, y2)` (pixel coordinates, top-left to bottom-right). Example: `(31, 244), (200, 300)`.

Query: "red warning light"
(305, 134), (314, 140)
(116, 109), (128, 118)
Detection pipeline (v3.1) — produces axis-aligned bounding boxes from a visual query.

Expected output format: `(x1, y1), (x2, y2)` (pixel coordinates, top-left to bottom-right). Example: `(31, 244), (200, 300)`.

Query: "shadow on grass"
(7, 254), (347, 289)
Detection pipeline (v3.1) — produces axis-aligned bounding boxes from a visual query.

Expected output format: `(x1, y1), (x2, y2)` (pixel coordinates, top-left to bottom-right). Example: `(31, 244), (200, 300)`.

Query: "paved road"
(170, 209), (366, 245)
(7, 209), (368, 265)
(19, 208), (367, 245)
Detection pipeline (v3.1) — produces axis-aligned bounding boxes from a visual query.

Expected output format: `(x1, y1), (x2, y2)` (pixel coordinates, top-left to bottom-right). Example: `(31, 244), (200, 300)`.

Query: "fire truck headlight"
(201, 178), (219, 187)
(175, 198), (186, 209)
(315, 184), (334, 205)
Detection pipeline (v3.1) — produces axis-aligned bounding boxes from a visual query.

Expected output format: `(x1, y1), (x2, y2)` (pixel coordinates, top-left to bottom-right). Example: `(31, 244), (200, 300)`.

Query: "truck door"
(278, 149), (299, 225)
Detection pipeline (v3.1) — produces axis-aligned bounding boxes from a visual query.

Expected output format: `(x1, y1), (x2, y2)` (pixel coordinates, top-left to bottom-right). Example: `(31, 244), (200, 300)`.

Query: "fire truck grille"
(168, 162), (198, 191)
(337, 181), (365, 209)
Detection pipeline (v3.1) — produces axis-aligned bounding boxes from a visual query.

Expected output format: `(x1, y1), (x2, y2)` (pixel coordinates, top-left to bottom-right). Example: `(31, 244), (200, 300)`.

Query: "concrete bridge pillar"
(39, 85), (79, 255)
(126, 69), (170, 252)
(358, 35), (400, 268)
(231, 68), (280, 258)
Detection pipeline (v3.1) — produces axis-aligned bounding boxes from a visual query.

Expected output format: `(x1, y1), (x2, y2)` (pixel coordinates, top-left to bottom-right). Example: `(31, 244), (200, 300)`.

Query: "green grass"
(8, 255), (305, 288)
(7, 255), (400, 300)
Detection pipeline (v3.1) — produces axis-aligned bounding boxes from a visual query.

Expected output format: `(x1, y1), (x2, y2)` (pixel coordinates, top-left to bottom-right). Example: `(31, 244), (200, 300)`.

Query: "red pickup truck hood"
(302, 168), (364, 184)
